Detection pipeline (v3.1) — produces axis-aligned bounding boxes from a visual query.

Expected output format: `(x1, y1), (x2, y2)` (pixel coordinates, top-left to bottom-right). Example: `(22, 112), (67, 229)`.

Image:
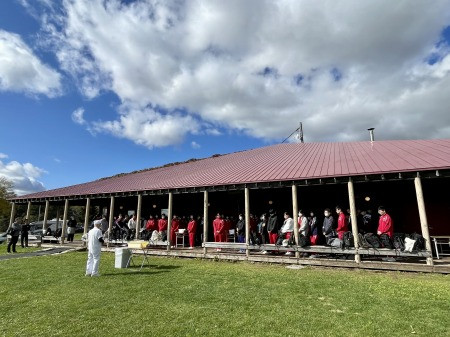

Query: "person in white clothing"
(86, 219), (104, 277)
(127, 214), (137, 240)
(281, 212), (294, 256)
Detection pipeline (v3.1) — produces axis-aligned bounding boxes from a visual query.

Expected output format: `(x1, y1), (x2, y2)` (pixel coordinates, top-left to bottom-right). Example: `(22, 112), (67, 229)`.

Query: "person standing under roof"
(187, 215), (197, 249)
(377, 206), (394, 238)
(267, 209), (279, 244)
(21, 218), (30, 248)
(158, 214), (168, 241)
(236, 214), (245, 253)
(85, 220), (104, 277)
(281, 212), (294, 255)
(67, 216), (77, 243)
(127, 214), (137, 240)
(298, 210), (309, 237)
(336, 206), (348, 240)
(322, 208), (335, 245)
(213, 213), (224, 251)
(309, 211), (319, 245)
(100, 215), (109, 234)
(170, 215), (180, 248)
(7, 217), (21, 253)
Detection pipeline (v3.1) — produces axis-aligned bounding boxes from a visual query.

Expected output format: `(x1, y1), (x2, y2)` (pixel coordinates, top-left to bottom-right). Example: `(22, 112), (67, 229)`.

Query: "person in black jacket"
(267, 209), (279, 244)
(21, 218), (30, 248)
(7, 218), (21, 253)
(67, 216), (77, 242)
(322, 208), (335, 245)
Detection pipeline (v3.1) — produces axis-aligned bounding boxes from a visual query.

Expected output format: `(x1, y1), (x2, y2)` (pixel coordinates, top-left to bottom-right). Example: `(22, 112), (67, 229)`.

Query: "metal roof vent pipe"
(367, 128), (375, 142)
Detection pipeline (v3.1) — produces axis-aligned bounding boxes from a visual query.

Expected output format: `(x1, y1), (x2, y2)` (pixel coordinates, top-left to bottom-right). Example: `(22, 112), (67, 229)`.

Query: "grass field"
(0, 251), (449, 337)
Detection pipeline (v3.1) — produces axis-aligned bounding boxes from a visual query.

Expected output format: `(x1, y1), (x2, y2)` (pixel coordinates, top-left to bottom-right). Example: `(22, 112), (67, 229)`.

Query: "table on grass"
(126, 241), (151, 271)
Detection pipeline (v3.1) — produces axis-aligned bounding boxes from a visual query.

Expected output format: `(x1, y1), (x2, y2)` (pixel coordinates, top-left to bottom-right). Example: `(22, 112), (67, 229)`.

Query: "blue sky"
(1, 0), (450, 195)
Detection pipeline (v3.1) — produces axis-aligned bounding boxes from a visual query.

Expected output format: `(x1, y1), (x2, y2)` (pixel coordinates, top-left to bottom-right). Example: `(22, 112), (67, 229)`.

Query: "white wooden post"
(414, 177), (434, 266)
(61, 199), (69, 244)
(203, 190), (208, 256)
(83, 198), (90, 246)
(26, 201), (32, 222)
(245, 187), (250, 257)
(292, 184), (299, 258)
(167, 192), (173, 251)
(348, 178), (361, 263)
(107, 196), (115, 248)
(136, 194), (142, 240)
(42, 200), (49, 235)
(8, 202), (16, 230)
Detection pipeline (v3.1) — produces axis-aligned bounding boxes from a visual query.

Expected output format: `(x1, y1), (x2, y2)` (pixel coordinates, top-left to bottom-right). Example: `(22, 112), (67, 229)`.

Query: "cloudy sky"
(1, 0), (450, 195)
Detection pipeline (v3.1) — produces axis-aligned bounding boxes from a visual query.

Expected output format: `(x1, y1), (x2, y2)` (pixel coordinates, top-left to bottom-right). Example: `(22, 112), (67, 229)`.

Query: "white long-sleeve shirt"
(281, 218), (294, 233)
(128, 218), (136, 230)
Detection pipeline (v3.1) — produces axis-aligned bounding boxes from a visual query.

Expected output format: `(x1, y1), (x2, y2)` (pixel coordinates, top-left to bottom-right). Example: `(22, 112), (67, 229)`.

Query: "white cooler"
(115, 248), (132, 268)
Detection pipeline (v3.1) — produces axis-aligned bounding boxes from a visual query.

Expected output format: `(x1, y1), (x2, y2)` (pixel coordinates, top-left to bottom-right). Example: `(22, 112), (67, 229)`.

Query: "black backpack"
(343, 231), (354, 248)
(379, 234), (393, 249)
(408, 233), (425, 251)
(363, 233), (381, 248)
(276, 233), (285, 246)
(393, 233), (405, 251)
(298, 234), (310, 247)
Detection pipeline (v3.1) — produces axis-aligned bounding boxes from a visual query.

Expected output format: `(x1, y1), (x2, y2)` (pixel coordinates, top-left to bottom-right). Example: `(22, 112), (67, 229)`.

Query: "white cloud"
(33, 0), (450, 144)
(71, 107), (86, 125)
(0, 159), (47, 196)
(91, 104), (200, 148)
(0, 29), (61, 97)
(191, 141), (201, 149)
(0, 153), (8, 159)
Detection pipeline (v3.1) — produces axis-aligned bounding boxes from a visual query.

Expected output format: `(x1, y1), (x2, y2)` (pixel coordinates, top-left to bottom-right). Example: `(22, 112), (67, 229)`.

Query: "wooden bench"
(202, 242), (432, 257)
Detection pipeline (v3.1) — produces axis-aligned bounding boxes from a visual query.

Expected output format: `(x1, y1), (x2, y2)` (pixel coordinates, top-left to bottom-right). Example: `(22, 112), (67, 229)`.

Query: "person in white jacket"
(86, 219), (104, 277)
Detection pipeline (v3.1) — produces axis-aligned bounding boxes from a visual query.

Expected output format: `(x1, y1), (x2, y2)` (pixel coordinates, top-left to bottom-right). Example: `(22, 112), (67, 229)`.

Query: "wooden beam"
(136, 194), (142, 240)
(61, 199), (69, 245)
(203, 190), (208, 256)
(107, 196), (115, 248)
(245, 187), (250, 257)
(348, 179), (361, 263)
(414, 177), (434, 266)
(292, 184), (299, 258)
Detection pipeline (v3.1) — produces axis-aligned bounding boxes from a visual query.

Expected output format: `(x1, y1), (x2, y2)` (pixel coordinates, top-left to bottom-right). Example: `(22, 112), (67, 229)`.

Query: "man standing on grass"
(86, 220), (104, 277)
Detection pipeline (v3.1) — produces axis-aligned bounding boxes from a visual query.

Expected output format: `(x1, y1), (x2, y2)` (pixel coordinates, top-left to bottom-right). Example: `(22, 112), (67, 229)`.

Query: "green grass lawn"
(0, 252), (449, 337)
(0, 244), (41, 256)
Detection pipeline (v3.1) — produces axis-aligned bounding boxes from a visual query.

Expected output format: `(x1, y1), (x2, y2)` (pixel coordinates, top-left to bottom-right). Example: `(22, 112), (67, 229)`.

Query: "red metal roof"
(14, 139), (450, 200)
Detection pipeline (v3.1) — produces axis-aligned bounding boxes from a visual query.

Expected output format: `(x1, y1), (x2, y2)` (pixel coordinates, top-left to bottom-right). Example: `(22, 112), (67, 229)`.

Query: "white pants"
(86, 250), (101, 276)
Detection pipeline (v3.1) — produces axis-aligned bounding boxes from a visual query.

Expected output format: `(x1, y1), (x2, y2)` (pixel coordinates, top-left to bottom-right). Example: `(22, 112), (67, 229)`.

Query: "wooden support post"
(414, 177), (434, 266)
(348, 179), (361, 263)
(42, 200), (49, 235)
(167, 192), (173, 251)
(83, 198), (90, 247)
(56, 207), (60, 231)
(107, 196), (115, 248)
(292, 184), (299, 258)
(8, 202), (16, 231)
(136, 194), (142, 240)
(61, 199), (69, 244)
(26, 201), (32, 222)
(203, 190), (208, 256)
(245, 187), (250, 257)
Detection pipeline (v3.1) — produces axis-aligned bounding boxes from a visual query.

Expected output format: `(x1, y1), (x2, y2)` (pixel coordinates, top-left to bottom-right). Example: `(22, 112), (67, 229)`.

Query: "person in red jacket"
(213, 213), (224, 251)
(170, 215), (180, 248)
(158, 214), (168, 233)
(187, 215), (197, 249)
(377, 206), (394, 238)
(336, 206), (348, 240)
(145, 215), (157, 231)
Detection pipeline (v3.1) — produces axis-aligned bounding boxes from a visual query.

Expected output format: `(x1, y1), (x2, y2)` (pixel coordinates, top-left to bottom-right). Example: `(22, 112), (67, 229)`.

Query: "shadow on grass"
(100, 264), (182, 277)
(101, 270), (170, 277)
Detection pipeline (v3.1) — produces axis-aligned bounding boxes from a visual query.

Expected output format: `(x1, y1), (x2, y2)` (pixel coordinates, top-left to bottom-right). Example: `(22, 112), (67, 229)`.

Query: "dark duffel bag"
(379, 234), (393, 249)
